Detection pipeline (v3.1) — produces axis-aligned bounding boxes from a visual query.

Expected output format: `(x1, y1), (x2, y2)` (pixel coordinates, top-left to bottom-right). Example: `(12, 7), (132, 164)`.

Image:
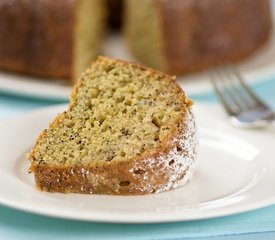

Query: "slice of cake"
(27, 56), (197, 195)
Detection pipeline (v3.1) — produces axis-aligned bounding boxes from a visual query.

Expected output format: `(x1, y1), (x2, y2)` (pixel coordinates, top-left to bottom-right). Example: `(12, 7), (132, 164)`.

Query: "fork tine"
(222, 65), (256, 109)
(208, 65), (274, 128)
(208, 65), (269, 116)
(216, 67), (251, 112)
(227, 65), (269, 108)
(207, 69), (239, 116)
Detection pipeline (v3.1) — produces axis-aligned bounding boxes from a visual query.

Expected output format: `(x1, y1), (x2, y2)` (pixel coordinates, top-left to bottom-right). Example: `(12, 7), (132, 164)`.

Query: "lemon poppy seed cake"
(27, 56), (197, 195)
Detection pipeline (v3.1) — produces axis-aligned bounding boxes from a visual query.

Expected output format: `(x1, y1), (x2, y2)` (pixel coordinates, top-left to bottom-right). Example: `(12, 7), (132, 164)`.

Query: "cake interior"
(124, 0), (164, 71)
(73, 0), (106, 82)
(32, 58), (187, 167)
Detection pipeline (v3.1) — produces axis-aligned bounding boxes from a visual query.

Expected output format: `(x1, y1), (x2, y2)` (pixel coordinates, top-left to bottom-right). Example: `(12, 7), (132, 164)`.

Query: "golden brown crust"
(156, 0), (271, 74)
(29, 56), (197, 195)
(0, 0), (78, 79)
(32, 109), (196, 195)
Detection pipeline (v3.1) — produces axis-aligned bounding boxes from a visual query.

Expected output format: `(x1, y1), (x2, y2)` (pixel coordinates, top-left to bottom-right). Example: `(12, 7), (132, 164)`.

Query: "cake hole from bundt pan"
(151, 117), (161, 128)
(177, 146), (182, 152)
(120, 151), (126, 157)
(133, 169), (145, 174)
(169, 159), (175, 166)
(154, 134), (159, 142)
(119, 181), (130, 187)
(125, 99), (132, 106)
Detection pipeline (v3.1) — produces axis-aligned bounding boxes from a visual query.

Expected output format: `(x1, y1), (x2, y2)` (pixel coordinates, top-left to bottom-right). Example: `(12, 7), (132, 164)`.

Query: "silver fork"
(207, 65), (275, 128)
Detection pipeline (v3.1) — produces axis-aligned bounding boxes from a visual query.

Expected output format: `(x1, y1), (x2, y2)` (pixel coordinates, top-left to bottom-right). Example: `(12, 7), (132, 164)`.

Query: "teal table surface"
(0, 74), (275, 240)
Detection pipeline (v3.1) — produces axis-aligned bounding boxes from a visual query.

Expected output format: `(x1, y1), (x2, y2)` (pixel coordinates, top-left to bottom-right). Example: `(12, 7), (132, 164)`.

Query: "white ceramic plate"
(0, 17), (275, 100)
(0, 73), (70, 100)
(0, 103), (275, 223)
